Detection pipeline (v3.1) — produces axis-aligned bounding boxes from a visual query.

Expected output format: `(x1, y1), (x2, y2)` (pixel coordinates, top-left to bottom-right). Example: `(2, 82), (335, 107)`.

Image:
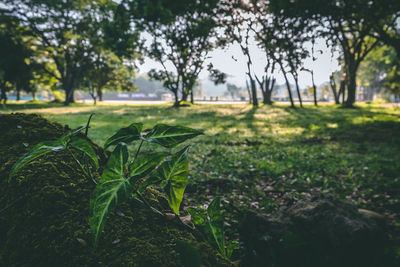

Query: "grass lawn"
(2, 101), (400, 242)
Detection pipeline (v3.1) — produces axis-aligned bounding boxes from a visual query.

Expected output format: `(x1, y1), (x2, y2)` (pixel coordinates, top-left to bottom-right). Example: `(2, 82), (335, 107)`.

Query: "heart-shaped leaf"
(9, 140), (65, 180)
(143, 124), (203, 148)
(128, 152), (169, 183)
(100, 143), (128, 182)
(104, 123), (143, 149)
(89, 177), (134, 247)
(188, 197), (227, 258)
(70, 136), (99, 169)
(207, 197), (225, 255)
(155, 146), (189, 214)
(89, 142), (132, 247)
(9, 126), (88, 180)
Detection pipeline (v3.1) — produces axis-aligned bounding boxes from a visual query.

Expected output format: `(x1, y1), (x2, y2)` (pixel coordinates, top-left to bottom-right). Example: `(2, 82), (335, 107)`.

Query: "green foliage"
(8, 126), (94, 180)
(130, 0), (222, 106)
(90, 123), (201, 245)
(144, 124), (203, 148)
(188, 197), (237, 259)
(8, 140), (65, 179)
(155, 146), (190, 214)
(90, 143), (132, 247)
(10, 117), (203, 247)
(128, 152), (169, 179)
(103, 122), (143, 149)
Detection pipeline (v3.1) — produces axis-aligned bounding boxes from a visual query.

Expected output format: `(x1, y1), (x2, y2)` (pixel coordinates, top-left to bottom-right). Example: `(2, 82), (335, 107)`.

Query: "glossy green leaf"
(226, 240), (239, 259)
(104, 123), (143, 149)
(175, 240), (202, 267)
(9, 140), (65, 180)
(70, 136), (99, 169)
(143, 124), (203, 148)
(100, 143), (128, 183)
(89, 177), (134, 247)
(128, 152), (168, 184)
(187, 207), (207, 226)
(207, 197), (225, 256)
(156, 146), (189, 214)
(89, 142), (132, 247)
(188, 197), (228, 258)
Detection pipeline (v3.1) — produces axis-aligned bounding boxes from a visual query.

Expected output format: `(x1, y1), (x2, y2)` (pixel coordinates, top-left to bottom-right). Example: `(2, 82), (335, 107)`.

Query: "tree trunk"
(345, 69), (357, 107)
(263, 90), (272, 105)
(311, 71), (317, 106)
(173, 90), (180, 107)
(97, 89), (103, 102)
(292, 74), (303, 108)
(64, 88), (73, 106)
(281, 67), (295, 108)
(16, 88), (21, 101)
(190, 88), (194, 104)
(330, 75), (340, 104)
(90, 90), (97, 106)
(263, 78), (275, 105)
(247, 73), (258, 106)
(338, 78), (345, 104)
(181, 88), (188, 102)
(0, 84), (7, 104)
(341, 81), (345, 104)
(246, 79), (252, 104)
(250, 77), (258, 106)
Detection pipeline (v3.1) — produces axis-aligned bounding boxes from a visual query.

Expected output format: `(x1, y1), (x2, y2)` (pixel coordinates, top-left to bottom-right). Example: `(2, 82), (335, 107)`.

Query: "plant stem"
(134, 140), (144, 160)
(85, 113), (94, 137)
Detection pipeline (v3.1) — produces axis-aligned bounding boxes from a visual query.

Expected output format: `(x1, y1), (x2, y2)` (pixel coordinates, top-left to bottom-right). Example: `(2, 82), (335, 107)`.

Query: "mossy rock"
(0, 113), (232, 267)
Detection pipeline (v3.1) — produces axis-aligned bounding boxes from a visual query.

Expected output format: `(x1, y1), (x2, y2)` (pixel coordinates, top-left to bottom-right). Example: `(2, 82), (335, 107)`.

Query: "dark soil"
(0, 113), (231, 267)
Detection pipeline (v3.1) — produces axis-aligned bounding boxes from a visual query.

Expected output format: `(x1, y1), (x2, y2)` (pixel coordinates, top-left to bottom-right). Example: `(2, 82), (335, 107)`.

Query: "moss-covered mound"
(0, 113), (231, 267)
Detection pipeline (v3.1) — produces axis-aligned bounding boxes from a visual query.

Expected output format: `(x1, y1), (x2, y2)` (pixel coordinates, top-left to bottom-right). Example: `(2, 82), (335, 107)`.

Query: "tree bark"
(0, 87), (6, 104)
(281, 67), (295, 108)
(292, 73), (303, 108)
(64, 87), (73, 106)
(173, 90), (180, 107)
(16, 88), (21, 101)
(250, 77), (258, 106)
(311, 71), (317, 106)
(97, 88), (103, 102)
(246, 79), (252, 104)
(330, 75), (340, 104)
(345, 70), (357, 107)
(266, 78), (275, 105)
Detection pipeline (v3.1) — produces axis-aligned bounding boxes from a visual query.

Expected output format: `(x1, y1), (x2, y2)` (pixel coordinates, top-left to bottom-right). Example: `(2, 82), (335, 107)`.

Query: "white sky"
(138, 37), (341, 89)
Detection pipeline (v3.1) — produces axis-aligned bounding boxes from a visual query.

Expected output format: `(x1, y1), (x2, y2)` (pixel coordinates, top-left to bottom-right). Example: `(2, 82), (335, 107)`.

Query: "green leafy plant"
(89, 123), (203, 246)
(9, 117), (203, 248)
(9, 115), (99, 184)
(188, 197), (238, 259)
(9, 126), (99, 181)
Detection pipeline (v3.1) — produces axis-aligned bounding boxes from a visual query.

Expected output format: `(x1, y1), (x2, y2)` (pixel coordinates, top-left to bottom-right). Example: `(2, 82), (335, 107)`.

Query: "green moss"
(0, 113), (232, 267)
